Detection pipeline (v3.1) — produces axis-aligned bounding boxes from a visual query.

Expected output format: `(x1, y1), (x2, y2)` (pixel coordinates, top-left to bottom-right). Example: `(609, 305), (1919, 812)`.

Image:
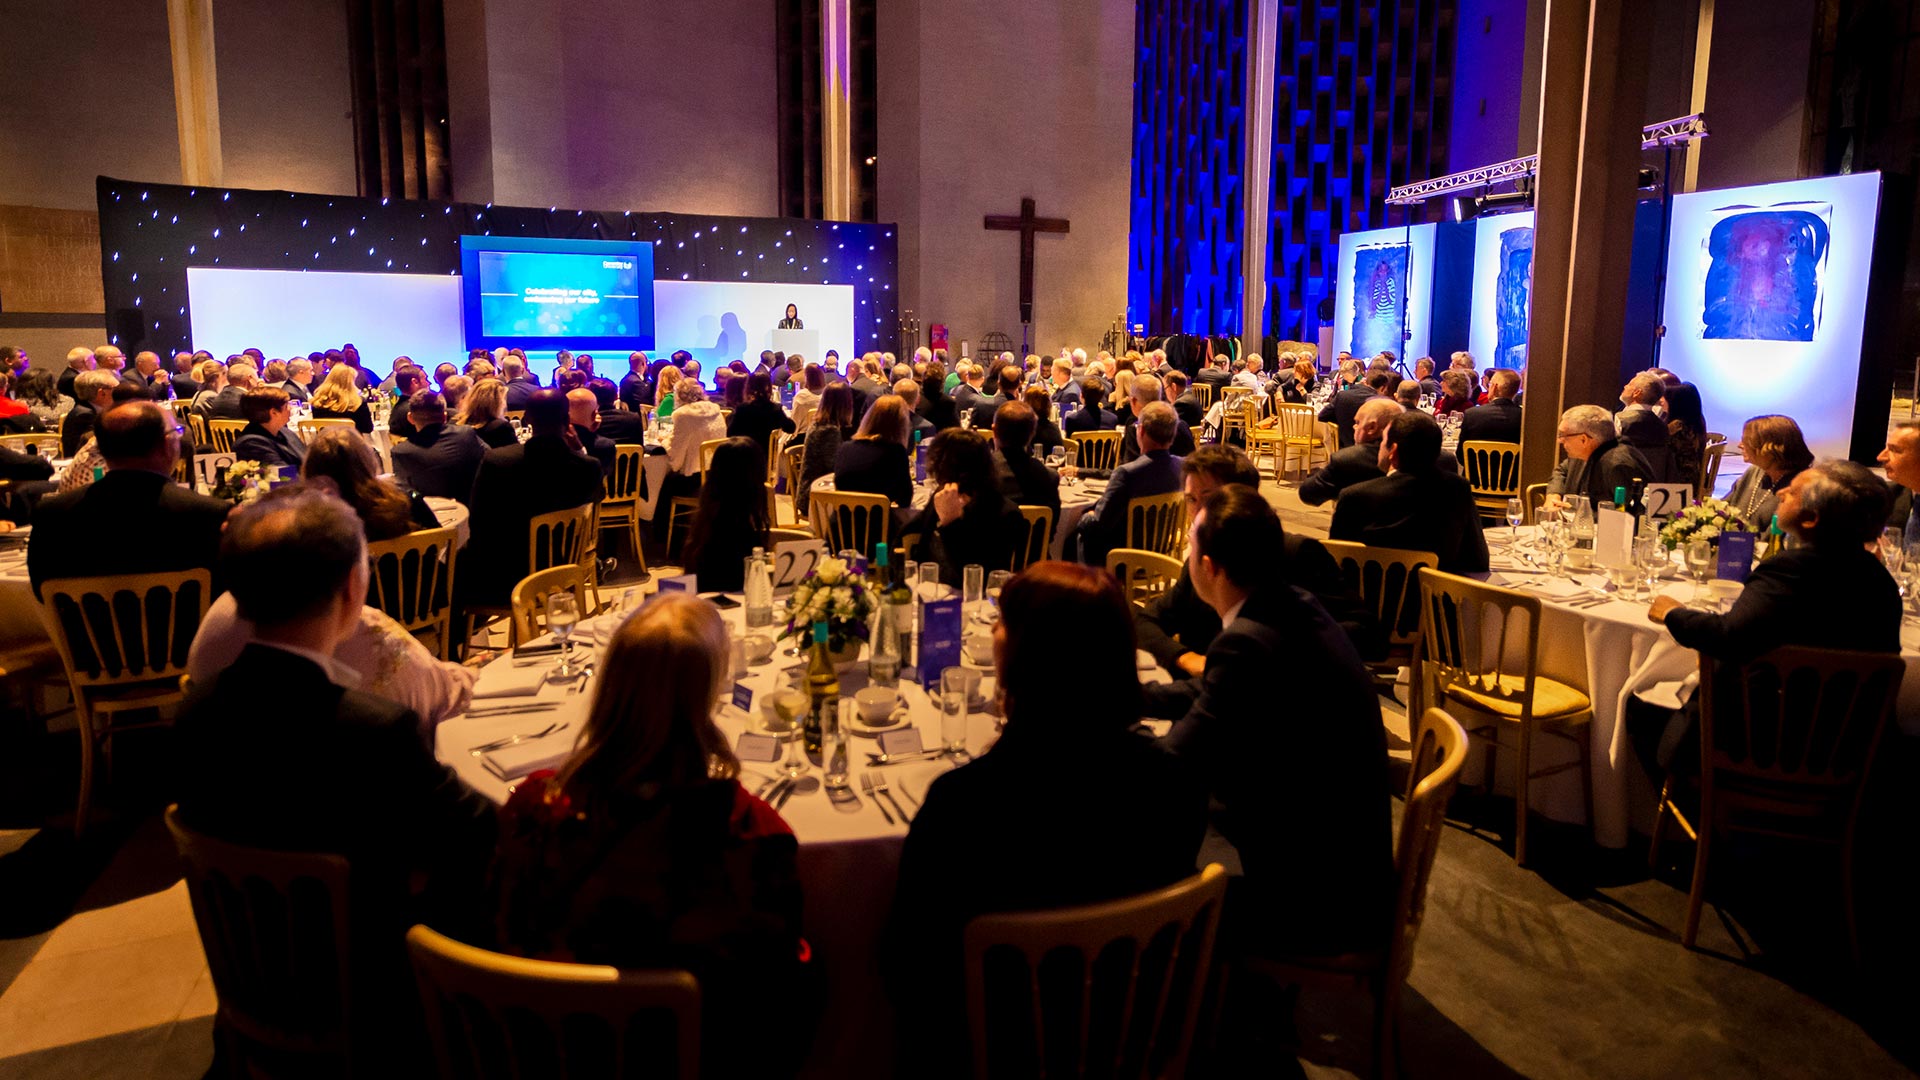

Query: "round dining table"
(1471, 527), (1920, 849)
(435, 591), (1169, 1078)
(810, 472), (1099, 560)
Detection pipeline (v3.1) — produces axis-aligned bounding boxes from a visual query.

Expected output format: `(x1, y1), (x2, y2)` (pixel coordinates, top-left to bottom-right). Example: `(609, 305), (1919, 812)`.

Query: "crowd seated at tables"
(6, 334), (1916, 1077)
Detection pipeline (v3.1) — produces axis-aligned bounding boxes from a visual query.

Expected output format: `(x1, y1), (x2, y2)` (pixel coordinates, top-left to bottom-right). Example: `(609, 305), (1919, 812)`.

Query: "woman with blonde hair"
(653, 364), (684, 419)
(1725, 414), (1815, 529)
(1112, 369), (1138, 427)
(309, 361), (372, 432)
(190, 361), (226, 414)
(833, 393), (915, 508)
(491, 594), (810, 1073)
(458, 377), (518, 448)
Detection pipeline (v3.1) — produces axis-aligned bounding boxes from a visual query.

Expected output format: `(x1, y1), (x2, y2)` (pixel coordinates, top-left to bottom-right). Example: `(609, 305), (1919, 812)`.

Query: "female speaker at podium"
(778, 303), (803, 329)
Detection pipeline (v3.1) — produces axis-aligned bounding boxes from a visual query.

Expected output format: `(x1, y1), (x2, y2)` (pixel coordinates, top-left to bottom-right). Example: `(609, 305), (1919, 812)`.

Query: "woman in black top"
(916, 360), (959, 431)
(309, 363), (374, 433)
(458, 379), (519, 449)
(682, 438), (772, 592)
(833, 394), (915, 508)
(796, 382), (856, 517)
(725, 372), (794, 455)
(778, 303), (803, 330)
(905, 428), (1026, 585)
(1021, 386), (1065, 457)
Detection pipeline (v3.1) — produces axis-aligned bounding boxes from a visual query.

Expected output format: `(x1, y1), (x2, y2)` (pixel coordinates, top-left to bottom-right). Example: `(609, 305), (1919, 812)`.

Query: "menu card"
(918, 597), (962, 690)
(1594, 508), (1634, 569)
(658, 573), (697, 593)
(1716, 532), (1755, 583)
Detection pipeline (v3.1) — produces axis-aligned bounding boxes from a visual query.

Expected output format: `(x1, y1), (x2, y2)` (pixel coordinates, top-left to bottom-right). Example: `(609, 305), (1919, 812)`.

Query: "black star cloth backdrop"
(95, 176), (901, 361)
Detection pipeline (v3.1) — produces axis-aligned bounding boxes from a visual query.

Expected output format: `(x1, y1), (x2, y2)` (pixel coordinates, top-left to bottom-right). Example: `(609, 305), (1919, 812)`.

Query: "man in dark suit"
(463, 390), (606, 607)
(231, 387), (308, 474)
(1318, 365), (1390, 448)
(1459, 368), (1524, 445)
(1414, 356), (1442, 399)
(590, 380), (648, 444)
(564, 388), (617, 474)
(991, 401), (1060, 518)
(384, 369), (426, 440)
(1144, 484), (1392, 957)
(1299, 397), (1400, 506)
(278, 357), (315, 402)
(169, 352), (202, 400)
(501, 357), (541, 411)
(1075, 402), (1184, 566)
(1637, 462), (1902, 780)
(198, 377), (248, 422)
(1166, 371), (1205, 428)
(1331, 410), (1489, 573)
(1878, 421), (1919, 539)
(1137, 447), (1381, 673)
(950, 363), (986, 419)
(969, 366), (1022, 429)
(61, 370), (119, 458)
(30, 402), (230, 595)
(617, 352), (653, 412)
(391, 391), (487, 502)
(1193, 356), (1232, 393)
(1046, 358), (1083, 412)
(1061, 380), (1117, 436)
(892, 380), (937, 441)
(57, 347), (94, 402)
(173, 485), (495, 1017)
(1116, 374), (1196, 465)
(122, 351), (165, 397)
(1546, 405), (1654, 512)
(849, 358), (886, 417)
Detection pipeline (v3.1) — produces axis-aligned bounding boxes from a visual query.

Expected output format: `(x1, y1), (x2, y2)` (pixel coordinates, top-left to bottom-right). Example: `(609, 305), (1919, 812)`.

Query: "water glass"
(1684, 539), (1715, 606)
(1048, 446), (1066, 468)
(986, 570), (1013, 610)
(917, 560), (943, 601)
(546, 591), (579, 677)
(962, 564), (985, 607)
(939, 666), (976, 753)
(1505, 497), (1525, 546)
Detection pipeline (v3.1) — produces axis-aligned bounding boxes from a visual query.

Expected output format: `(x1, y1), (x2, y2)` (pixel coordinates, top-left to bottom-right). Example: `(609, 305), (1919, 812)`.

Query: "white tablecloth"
(1469, 531), (1920, 848)
(436, 597), (1168, 1078)
(0, 536), (37, 649)
(423, 497), (470, 547)
(810, 474), (1097, 560)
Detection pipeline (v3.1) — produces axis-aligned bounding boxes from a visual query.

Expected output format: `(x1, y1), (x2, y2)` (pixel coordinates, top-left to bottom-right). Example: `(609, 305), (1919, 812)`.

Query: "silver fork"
(859, 773), (895, 825)
(868, 770), (910, 824)
(467, 721), (565, 755)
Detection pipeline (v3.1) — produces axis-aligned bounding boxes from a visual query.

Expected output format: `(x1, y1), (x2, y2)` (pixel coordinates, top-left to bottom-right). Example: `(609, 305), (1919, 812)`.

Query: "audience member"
(795, 382), (856, 517)
(457, 378), (519, 449)
(834, 394), (915, 508)
(564, 387), (616, 474)
(1318, 360), (1377, 447)
(1047, 358), (1083, 410)
(0, 371), (43, 433)
(56, 346), (94, 402)
(1299, 397), (1402, 507)
(1075, 401), (1183, 565)
(169, 351), (201, 400)
(968, 366), (1022, 429)
(391, 391), (488, 502)
(585, 379), (644, 445)
(1231, 353), (1269, 393)
(61, 370), (119, 458)
(463, 390), (605, 607)
(727, 372), (797, 455)
(190, 361), (235, 419)
(1459, 368), (1524, 444)
(789, 363), (825, 431)
(231, 386), (308, 473)
(891, 379), (938, 441)
(654, 365), (686, 419)
(1663, 382), (1709, 491)
(915, 360), (959, 431)
(303, 427), (438, 541)
(1331, 411), (1489, 572)
(1721, 414), (1814, 531)
(682, 438), (774, 592)
(905, 429), (1028, 584)
(1062, 379), (1117, 435)
(501, 357), (540, 410)
(660, 379), (728, 511)
(385, 368), (427, 439)
(1433, 369), (1474, 420)
(1546, 405), (1656, 515)
(15, 369), (69, 430)
(1414, 356), (1441, 398)
(1194, 353), (1232, 391)
(310, 362), (374, 433)
(991, 400), (1061, 526)
(1615, 371), (1676, 482)
(617, 351), (653, 412)
(1022, 386), (1066, 457)
(1145, 484), (1391, 957)
(890, 562), (1205, 1074)
(1117, 374), (1196, 464)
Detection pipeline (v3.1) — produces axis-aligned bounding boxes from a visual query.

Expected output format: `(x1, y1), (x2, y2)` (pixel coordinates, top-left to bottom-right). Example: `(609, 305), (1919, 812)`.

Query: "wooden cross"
(984, 197), (1070, 328)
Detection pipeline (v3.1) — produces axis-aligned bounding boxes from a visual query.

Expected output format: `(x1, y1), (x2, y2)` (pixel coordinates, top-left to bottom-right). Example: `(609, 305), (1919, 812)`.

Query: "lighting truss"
(1385, 113), (1709, 205)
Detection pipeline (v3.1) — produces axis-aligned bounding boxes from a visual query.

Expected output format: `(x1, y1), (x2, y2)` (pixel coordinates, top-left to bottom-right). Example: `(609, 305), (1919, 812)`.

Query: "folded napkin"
(482, 740), (572, 781)
(471, 662), (551, 699)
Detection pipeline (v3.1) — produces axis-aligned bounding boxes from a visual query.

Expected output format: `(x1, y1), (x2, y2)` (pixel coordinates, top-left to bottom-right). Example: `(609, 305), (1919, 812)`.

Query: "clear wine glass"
(1047, 445), (1066, 469)
(546, 590), (579, 677)
(1505, 497), (1525, 547)
(1633, 536), (1666, 602)
(1684, 539), (1715, 607)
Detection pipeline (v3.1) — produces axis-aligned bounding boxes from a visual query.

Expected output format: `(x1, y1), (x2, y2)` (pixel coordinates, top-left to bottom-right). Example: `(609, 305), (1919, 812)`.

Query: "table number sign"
(771, 539), (827, 588)
(1716, 532), (1755, 583)
(1643, 483), (1694, 520)
(918, 597), (962, 690)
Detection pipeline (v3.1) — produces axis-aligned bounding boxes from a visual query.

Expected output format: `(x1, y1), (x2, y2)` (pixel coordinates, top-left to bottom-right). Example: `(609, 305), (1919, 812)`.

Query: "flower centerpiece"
(779, 555), (876, 665)
(211, 460), (276, 506)
(1658, 497), (1749, 549)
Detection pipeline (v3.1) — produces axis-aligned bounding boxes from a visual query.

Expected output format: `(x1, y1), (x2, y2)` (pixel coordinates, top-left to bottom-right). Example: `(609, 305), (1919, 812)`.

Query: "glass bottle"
(824, 698), (853, 790)
(1763, 514), (1787, 560)
(805, 621), (838, 761)
(743, 547), (773, 628)
(869, 544), (902, 688)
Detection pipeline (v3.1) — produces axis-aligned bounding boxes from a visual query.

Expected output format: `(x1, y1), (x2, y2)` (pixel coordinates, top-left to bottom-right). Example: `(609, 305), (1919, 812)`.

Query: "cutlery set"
(467, 721), (571, 755)
(753, 769), (919, 823)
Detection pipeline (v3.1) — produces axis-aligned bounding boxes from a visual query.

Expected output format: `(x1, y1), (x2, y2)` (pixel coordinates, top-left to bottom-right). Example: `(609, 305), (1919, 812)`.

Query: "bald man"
(1299, 397), (1404, 507)
(566, 387), (616, 474)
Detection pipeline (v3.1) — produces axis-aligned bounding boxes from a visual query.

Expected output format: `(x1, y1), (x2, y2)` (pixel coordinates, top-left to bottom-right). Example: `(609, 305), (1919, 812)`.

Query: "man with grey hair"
(280, 357), (316, 402)
(1877, 419), (1920, 537)
(170, 351), (201, 400)
(1546, 404), (1652, 510)
(1318, 358), (1383, 448)
(1300, 397), (1404, 506)
(1231, 354), (1269, 393)
(1076, 400), (1184, 565)
(62, 370), (120, 457)
(125, 351), (165, 397)
(1119, 373), (1196, 463)
(1615, 370), (1676, 481)
(58, 346), (95, 402)
(892, 378), (936, 439)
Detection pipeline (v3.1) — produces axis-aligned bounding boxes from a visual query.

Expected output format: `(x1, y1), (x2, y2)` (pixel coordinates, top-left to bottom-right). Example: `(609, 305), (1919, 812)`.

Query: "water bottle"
(743, 547), (773, 628)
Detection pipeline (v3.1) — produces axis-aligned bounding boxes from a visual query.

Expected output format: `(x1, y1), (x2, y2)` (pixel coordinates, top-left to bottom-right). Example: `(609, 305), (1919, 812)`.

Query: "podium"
(769, 328), (819, 363)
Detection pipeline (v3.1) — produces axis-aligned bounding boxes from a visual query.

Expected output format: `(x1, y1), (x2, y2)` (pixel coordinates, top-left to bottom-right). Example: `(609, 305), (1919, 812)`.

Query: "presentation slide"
(187, 267), (463, 366)
(459, 236), (654, 351)
(1334, 223), (1435, 362)
(1658, 172), (1881, 461)
(652, 280), (856, 378)
(1467, 210), (1535, 371)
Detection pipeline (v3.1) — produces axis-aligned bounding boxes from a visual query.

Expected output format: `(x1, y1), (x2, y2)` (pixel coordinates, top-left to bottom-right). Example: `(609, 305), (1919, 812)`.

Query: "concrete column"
(1240, 0), (1280, 357)
(821, 0), (853, 220)
(166, 0), (223, 186)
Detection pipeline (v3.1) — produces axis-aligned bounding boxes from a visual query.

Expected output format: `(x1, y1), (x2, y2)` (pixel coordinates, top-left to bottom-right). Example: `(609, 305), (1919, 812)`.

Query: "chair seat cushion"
(1444, 673), (1591, 720)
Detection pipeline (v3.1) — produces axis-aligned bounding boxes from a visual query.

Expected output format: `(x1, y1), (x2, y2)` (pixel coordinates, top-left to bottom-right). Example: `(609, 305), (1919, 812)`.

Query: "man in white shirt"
(1231, 354), (1269, 393)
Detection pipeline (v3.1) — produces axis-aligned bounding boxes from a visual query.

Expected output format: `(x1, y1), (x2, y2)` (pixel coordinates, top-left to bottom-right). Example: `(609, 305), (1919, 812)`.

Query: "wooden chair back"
(509, 563), (593, 645)
(0, 432), (54, 456)
(1699, 646), (1904, 806)
(635, 404), (654, 426)
(602, 444), (647, 503)
(1014, 504), (1055, 570)
(529, 503), (594, 575)
(809, 489), (892, 562)
(1524, 482), (1549, 525)
(1068, 430), (1121, 472)
(1414, 568), (1544, 721)
(408, 924), (700, 1080)
(166, 804), (354, 1067)
(209, 418), (247, 455)
(187, 411), (209, 447)
(767, 527), (815, 546)
(1386, 708), (1469, 990)
(1460, 440), (1523, 511)
(1320, 539), (1437, 646)
(41, 570), (211, 686)
(365, 526), (458, 659)
(1124, 490), (1187, 556)
(1188, 384), (1213, 411)
(506, 410), (526, 425)
(1700, 439), (1728, 498)
(294, 417), (355, 445)
(1106, 547), (1184, 608)
(962, 864), (1227, 1080)
(698, 438), (727, 480)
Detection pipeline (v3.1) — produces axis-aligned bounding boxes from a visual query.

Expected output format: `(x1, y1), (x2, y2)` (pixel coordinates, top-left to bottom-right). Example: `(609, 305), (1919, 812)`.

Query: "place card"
(658, 573), (697, 593)
(1594, 507), (1634, 569)
(1643, 483), (1693, 520)
(735, 732), (781, 762)
(1716, 532), (1755, 583)
(918, 597), (963, 689)
(878, 728), (924, 757)
(732, 682), (754, 712)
